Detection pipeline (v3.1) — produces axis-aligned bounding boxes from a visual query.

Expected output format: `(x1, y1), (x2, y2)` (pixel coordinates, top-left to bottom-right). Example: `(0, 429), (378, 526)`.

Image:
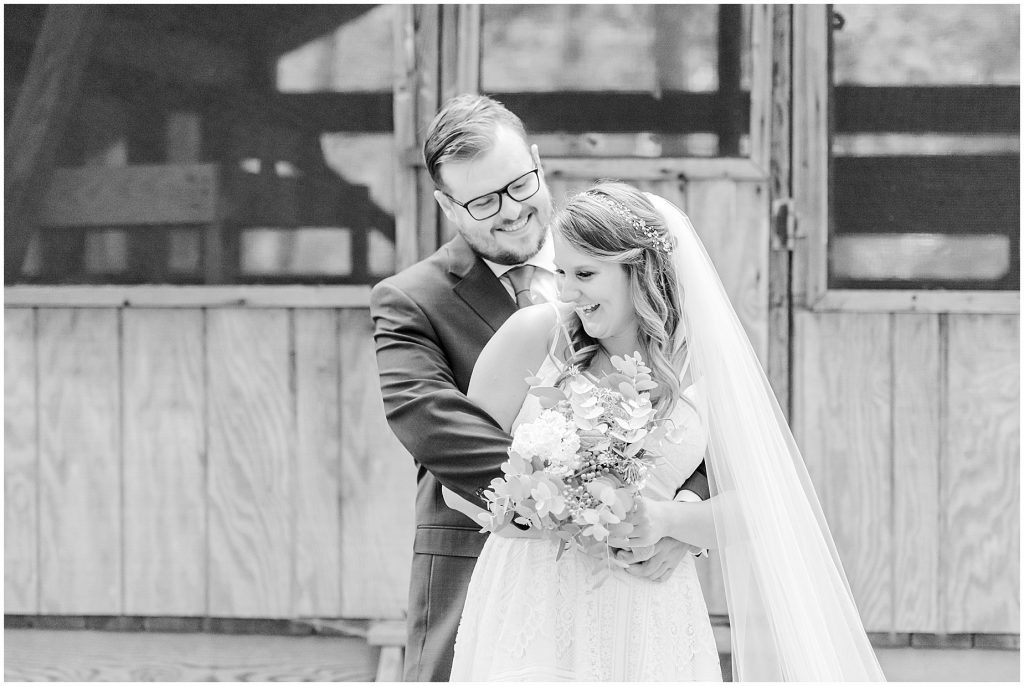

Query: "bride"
(444, 182), (885, 681)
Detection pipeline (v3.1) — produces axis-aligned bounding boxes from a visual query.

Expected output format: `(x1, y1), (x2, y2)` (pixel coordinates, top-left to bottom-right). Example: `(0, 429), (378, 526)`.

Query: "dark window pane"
(830, 4), (1020, 290)
(481, 4), (752, 158)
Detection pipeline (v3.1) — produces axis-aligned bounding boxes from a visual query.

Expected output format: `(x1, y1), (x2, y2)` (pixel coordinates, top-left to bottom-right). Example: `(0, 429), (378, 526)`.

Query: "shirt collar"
(482, 231), (557, 278)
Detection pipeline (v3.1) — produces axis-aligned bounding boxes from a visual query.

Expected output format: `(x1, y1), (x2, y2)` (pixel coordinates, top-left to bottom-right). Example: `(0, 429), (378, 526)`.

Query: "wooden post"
(393, 4), (421, 271)
(5, 5), (104, 282)
(415, 5), (442, 259)
(767, 5), (793, 419)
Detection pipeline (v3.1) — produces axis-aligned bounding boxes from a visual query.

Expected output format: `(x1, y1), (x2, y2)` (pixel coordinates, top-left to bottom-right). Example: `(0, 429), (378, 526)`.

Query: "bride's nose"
(558, 280), (580, 303)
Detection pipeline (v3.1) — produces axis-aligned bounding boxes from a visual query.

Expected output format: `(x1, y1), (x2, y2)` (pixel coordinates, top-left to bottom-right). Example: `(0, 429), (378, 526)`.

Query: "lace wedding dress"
(450, 354), (722, 682)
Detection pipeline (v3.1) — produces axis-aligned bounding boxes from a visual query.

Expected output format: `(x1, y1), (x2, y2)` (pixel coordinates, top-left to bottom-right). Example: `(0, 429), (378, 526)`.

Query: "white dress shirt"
(482, 232), (558, 306)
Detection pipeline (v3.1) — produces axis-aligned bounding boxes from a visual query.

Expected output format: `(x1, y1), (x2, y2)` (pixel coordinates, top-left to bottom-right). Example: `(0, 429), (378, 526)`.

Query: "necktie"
(505, 264), (537, 309)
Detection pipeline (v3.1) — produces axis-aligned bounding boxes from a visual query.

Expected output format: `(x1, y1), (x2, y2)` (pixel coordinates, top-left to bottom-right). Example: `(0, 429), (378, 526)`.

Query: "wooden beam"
(95, 18), (251, 88)
(834, 85), (1019, 134)
(5, 5), (104, 281)
(36, 164), (219, 228)
(6, 13), (251, 89)
(491, 91), (751, 134)
(415, 5), (442, 259)
(766, 4), (793, 420)
(209, 92), (394, 133)
(3, 285), (372, 309)
(393, 6), (420, 272)
(266, 5), (378, 57)
(790, 4), (831, 307)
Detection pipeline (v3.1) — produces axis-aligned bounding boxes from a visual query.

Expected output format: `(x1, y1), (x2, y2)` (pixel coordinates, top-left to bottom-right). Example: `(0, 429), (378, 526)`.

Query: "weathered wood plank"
(4, 284), (372, 309)
(338, 309), (415, 618)
(122, 309), (206, 615)
(493, 91), (749, 135)
(207, 309), (294, 617)
(3, 629), (374, 682)
(544, 157), (766, 182)
(414, 5), (442, 259)
(790, 4), (830, 306)
(5, 5), (103, 278)
(766, 3), (792, 417)
(37, 308), (121, 613)
(36, 164), (218, 228)
(793, 311), (892, 630)
(4, 308), (38, 612)
(685, 179), (770, 363)
(293, 309), (342, 617)
(394, 4), (420, 272)
(810, 289), (1019, 315)
(944, 314), (1019, 632)
(892, 314), (940, 631)
(747, 3), (773, 169)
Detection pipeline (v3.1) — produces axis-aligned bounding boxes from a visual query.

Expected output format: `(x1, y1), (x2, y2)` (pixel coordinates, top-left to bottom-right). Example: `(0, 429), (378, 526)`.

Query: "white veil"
(647, 194), (885, 681)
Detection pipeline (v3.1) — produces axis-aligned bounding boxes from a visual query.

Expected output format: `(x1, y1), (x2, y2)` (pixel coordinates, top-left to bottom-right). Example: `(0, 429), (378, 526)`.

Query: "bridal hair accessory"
(583, 190), (674, 255)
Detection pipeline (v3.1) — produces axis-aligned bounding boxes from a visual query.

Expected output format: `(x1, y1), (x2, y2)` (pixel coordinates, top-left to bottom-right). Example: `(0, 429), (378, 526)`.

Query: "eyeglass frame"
(442, 168), (541, 221)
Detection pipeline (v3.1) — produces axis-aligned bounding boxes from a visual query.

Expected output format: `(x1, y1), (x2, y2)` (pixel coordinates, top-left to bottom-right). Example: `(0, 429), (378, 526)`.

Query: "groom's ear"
(434, 189), (457, 223)
(531, 143), (542, 169)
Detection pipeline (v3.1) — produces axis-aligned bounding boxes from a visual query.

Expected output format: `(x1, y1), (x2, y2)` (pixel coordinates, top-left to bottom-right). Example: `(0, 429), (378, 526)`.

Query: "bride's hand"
(622, 498), (674, 549)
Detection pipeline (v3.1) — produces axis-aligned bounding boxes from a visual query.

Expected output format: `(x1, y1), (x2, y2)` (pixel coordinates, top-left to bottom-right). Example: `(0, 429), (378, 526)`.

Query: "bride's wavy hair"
(551, 181), (686, 418)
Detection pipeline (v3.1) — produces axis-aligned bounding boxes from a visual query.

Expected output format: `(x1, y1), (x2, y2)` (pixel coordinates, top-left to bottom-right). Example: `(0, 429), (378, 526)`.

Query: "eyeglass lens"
(466, 170), (539, 220)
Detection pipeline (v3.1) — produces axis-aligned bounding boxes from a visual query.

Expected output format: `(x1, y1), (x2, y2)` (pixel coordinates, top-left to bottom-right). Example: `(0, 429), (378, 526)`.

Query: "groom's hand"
(617, 538), (699, 583)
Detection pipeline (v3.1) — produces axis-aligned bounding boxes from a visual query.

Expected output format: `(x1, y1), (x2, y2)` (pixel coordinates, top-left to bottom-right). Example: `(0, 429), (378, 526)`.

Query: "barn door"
(422, 4), (793, 620)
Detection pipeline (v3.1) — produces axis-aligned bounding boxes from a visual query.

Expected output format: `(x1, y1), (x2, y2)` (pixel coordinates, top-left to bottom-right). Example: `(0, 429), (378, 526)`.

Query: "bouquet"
(478, 352), (680, 565)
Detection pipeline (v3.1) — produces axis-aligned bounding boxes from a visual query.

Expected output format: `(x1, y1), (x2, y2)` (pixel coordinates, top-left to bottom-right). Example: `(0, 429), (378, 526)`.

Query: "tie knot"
(506, 265), (537, 309)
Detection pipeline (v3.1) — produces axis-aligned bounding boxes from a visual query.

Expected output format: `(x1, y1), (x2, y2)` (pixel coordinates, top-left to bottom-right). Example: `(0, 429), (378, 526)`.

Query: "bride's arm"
(467, 304), (557, 432)
(444, 305), (559, 528)
(621, 497), (717, 550)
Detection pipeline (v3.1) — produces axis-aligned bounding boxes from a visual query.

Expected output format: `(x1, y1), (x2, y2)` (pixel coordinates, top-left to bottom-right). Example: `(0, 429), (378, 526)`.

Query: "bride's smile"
(553, 233), (640, 352)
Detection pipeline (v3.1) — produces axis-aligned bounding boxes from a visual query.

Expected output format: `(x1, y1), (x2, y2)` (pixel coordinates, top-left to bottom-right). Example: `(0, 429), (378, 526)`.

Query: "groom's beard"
(459, 194), (553, 266)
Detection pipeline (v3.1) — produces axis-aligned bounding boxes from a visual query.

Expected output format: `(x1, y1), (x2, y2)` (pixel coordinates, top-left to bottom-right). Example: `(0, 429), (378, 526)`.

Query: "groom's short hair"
(424, 94), (528, 191)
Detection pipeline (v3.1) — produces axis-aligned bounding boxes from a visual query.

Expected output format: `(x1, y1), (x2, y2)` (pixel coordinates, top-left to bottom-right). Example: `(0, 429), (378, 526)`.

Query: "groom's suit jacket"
(370, 234), (519, 681)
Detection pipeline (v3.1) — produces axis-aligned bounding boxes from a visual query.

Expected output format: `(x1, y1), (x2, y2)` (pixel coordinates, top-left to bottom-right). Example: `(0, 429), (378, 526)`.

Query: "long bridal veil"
(647, 194), (885, 681)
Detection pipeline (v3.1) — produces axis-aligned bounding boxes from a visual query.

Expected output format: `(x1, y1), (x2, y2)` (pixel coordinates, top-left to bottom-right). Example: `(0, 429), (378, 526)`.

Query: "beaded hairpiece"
(581, 191), (673, 255)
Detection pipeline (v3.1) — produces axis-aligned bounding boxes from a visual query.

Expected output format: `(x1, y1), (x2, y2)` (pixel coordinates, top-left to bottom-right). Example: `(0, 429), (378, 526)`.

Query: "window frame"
(792, 5), (1019, 315)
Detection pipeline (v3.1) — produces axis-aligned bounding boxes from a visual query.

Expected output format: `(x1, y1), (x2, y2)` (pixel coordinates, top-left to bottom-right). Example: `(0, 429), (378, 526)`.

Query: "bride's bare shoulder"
(494, 302), (570, 347)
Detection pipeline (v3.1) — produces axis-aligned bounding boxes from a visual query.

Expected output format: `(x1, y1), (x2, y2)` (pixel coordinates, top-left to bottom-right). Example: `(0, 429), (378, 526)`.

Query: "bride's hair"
(551, 181), (685, 418)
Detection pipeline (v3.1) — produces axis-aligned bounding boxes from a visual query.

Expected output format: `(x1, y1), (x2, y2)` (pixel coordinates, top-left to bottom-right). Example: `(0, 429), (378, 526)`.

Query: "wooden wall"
(794, 310), (1019, 633)
(4, 304), (415, 619)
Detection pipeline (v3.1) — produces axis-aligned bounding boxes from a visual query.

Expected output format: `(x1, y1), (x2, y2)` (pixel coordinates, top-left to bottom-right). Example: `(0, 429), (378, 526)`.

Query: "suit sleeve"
(371, 280), (510, 507)
(675, 460), (710, 501)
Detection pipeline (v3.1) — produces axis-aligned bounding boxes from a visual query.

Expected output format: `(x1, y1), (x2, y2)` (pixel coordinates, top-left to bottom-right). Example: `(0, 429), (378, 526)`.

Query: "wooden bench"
(367, 620), (406, 682)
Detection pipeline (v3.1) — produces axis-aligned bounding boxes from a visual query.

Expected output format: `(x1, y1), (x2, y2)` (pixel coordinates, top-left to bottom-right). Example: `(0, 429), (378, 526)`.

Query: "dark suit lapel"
(447, 235), (517, 333)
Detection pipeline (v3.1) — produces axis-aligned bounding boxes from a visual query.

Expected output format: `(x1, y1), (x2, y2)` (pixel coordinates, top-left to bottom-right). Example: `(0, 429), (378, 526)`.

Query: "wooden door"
(401, 4), (790, 618)
(790, 5), (1019, 635)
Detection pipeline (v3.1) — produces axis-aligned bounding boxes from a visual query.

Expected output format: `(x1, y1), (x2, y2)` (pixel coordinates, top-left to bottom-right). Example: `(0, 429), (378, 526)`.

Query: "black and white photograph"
(4, 3), (1019, 682)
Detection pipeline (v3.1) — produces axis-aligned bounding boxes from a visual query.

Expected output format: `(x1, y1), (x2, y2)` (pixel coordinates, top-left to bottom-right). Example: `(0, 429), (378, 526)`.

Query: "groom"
(371, 94), (709, 681)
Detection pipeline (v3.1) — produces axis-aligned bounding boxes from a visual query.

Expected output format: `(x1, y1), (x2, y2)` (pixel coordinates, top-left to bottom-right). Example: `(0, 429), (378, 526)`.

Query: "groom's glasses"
(444, 168), (541, 221)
